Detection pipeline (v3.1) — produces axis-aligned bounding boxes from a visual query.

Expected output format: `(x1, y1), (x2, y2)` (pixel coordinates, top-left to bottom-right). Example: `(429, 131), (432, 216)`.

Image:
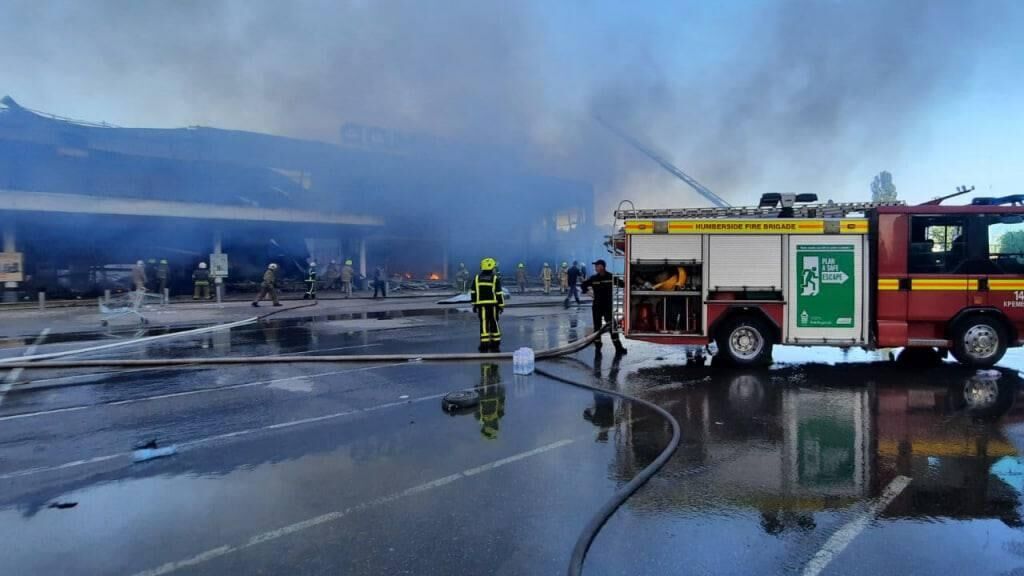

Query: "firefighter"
(541, 262), (553, 295)
(157, 259), (170, 295)
(341, 259), (355, 298)
(581, 259), (626, 355)
(192, 261), (212, 300)
(252, 263), (282, 307)
(515, 263), (527, 294)
(132, 260), (147, 293)
(145, 258), (158, 291)
(475, 363), (506, 440)
(559, 262), (569, 294)
(472, 257), (505, 352)
(455, 262), (470, 293)
(373, 266), (387, 299)
(564, 260), (582, 307)
(325, 260), (341, 291)
(303, 262), (318, 300)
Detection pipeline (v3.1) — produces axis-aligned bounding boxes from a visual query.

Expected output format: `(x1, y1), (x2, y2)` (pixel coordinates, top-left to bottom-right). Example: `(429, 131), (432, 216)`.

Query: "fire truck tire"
(952, 316), (1007, 367)
(715, 315), (774, 366)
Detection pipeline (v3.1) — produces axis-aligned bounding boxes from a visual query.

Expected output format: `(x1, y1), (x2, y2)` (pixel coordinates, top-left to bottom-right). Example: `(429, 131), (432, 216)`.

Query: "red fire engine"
(613, 193), (1024, 367)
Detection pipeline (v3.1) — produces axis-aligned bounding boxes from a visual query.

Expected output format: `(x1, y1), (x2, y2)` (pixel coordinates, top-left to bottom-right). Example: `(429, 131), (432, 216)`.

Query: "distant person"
(157, 259), (170, 295)
(373, 266), (387, 299)
(515, 263), (528, 294)
(472, 258), (505, 352)
(325, 260), (341, 291)
(581, 259), (626, 355)
(559, 262), (569, 294)
(455, 262), (470, 293)
(541, 262), (553, 295)
(145, 258), (158, 291)
(564, 260), (582, 308)
(303, 262), (318, 300)
(132, 260), (147, 293)
(341, 259), (355, 298)
(192, 261), (212, 300)
(252, 263), (282, 307)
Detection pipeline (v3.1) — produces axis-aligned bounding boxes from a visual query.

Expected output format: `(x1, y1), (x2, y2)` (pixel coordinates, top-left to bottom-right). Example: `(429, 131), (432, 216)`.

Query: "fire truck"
(612, 193), (1024, 367)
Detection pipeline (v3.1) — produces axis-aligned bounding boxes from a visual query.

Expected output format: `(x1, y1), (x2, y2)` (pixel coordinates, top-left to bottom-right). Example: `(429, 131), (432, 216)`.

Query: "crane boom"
(595, 116), (730, 208)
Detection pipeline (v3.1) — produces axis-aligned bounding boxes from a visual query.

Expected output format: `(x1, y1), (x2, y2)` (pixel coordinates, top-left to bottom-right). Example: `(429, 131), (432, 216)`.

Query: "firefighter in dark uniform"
(476, 363), (506, 440)
(192, 261), (212, 300)
(581, 259), (626, 355)
(157, 259), (170, 295)
(471, 257), (505, 352)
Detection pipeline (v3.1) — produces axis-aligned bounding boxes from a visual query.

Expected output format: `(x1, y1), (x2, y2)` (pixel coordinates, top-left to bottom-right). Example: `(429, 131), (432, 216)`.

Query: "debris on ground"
(132, 444), (178, 463)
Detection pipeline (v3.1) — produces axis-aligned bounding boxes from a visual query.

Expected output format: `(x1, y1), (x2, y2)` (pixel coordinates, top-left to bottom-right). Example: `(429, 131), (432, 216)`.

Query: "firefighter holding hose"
(472, 257), (505, 352)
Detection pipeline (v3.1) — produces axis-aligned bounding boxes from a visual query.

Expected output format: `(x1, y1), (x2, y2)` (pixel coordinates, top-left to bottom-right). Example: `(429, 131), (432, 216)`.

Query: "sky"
(2, 0), (1022, 219)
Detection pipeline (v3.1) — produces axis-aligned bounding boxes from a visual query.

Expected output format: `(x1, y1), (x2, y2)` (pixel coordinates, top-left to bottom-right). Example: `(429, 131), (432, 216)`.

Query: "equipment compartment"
(627, 262), (703, 335)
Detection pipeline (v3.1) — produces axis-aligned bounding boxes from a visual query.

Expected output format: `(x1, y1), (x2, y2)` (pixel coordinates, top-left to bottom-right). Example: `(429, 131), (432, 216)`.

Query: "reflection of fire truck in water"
(612, 192), (1024, 366)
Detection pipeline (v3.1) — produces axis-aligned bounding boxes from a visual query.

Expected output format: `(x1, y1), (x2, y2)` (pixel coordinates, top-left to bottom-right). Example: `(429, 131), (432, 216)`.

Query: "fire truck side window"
(984, 215), (1024, 274)
(908, 216), (967, 274)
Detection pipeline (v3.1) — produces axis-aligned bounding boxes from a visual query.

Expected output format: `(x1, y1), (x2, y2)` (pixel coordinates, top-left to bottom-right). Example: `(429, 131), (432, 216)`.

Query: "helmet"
(330, 259), (336, 264)
(517, 263), (525, 268)
(480, 258), (497, 271)
(562, 262), (568, 267)
(269, 263), (278, 270)
(160, 259), (168, 264)
(136, 260), (144, 266)
(459, 262), (466, 268)
(310, 262), (317, 267)
(199, 262), (207, 269)
(544, 262), (550, 267)
(345, 259), (352, 265)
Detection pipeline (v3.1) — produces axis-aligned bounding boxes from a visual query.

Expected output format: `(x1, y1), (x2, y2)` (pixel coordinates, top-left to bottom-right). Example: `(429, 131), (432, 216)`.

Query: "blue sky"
(1, 0), (1022, 213)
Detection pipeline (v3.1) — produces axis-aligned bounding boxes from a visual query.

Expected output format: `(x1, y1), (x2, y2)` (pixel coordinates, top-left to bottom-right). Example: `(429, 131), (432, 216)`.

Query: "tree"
(998, 230), (1024, 257)
(871, 171), (898, 202)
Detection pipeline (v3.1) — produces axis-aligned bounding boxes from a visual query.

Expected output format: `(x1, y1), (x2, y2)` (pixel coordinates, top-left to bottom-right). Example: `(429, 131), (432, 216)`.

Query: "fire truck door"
(906, 215), (970, 325)
(976, 214), (1024, 333)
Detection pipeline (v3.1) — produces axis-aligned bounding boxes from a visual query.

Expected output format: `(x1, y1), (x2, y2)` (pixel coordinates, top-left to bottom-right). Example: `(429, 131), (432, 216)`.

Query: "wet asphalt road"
(3, 306), (1024, 575)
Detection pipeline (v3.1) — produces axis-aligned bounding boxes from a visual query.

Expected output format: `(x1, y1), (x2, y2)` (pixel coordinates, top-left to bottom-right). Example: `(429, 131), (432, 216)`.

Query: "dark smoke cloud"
(1, 0), (1019, 214)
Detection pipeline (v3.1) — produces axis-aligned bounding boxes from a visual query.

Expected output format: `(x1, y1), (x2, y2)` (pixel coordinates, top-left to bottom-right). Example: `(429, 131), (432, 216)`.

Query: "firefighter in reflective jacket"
(476, 363), (506, 440)
(472, 258), (505, 352)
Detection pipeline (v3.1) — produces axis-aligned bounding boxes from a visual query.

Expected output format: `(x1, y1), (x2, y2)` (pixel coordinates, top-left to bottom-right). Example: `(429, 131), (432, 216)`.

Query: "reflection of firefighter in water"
(476, 363), (506, 440)
(583, 352), (622, 442)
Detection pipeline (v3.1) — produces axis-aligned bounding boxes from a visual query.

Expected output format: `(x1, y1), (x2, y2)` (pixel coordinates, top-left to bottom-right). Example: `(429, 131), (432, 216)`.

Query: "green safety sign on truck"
(796, 244), (855, 328)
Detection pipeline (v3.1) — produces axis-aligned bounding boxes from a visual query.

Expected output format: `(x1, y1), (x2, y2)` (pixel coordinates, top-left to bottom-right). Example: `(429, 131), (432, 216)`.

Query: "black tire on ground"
(715, 315), (774, 367)
(951, 316), (1007, 367)
(442, 390), (480, 412)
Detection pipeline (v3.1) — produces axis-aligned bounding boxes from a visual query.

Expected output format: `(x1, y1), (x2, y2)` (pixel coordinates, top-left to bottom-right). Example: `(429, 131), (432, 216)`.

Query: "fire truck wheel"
(716, 315), (774, 366)
(952, 316), (1007, 367)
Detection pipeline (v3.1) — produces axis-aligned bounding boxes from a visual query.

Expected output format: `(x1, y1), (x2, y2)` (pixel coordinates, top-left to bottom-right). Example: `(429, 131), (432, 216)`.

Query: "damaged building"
(0, 96), (597, 299)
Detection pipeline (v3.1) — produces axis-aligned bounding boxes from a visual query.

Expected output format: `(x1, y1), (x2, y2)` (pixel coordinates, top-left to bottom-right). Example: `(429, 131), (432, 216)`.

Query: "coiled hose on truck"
(0, 302), (681, 576)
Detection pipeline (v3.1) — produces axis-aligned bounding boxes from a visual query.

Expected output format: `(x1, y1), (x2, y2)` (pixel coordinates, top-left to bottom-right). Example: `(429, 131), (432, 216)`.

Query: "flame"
(428, 273), (440, 280)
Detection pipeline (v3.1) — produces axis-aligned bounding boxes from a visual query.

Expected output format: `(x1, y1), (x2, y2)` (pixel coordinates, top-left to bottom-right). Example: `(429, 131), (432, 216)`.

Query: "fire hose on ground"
(0, 303), (681, 576)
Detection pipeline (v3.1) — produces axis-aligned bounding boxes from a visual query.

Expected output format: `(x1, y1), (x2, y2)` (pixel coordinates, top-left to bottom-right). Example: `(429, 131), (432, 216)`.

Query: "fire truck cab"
(616, 195), (1024, 367)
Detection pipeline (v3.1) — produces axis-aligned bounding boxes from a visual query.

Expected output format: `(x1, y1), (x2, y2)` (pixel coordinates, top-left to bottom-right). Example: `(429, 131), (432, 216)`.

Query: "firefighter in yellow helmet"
(559, 262), (569, 294)
(515, 262), (527, 294)
(471, 257), (505, 352)
(475, 363), (506, 440)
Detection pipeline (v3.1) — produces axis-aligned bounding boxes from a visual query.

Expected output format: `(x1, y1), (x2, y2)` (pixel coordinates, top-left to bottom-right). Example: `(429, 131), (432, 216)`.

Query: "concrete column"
(2, 221), (17, 302)
(442, 243), (449, 281)
(359, 237), (367, 278)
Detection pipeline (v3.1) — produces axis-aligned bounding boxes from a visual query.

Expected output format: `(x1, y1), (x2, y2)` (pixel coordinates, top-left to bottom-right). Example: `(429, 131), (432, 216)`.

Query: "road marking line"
(0, 328), (51, 409)
(801, 475), (912, 576)
(130, 438), (575, 576)
(0, 364), (392, 422)
(0, 390), (448, 480)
